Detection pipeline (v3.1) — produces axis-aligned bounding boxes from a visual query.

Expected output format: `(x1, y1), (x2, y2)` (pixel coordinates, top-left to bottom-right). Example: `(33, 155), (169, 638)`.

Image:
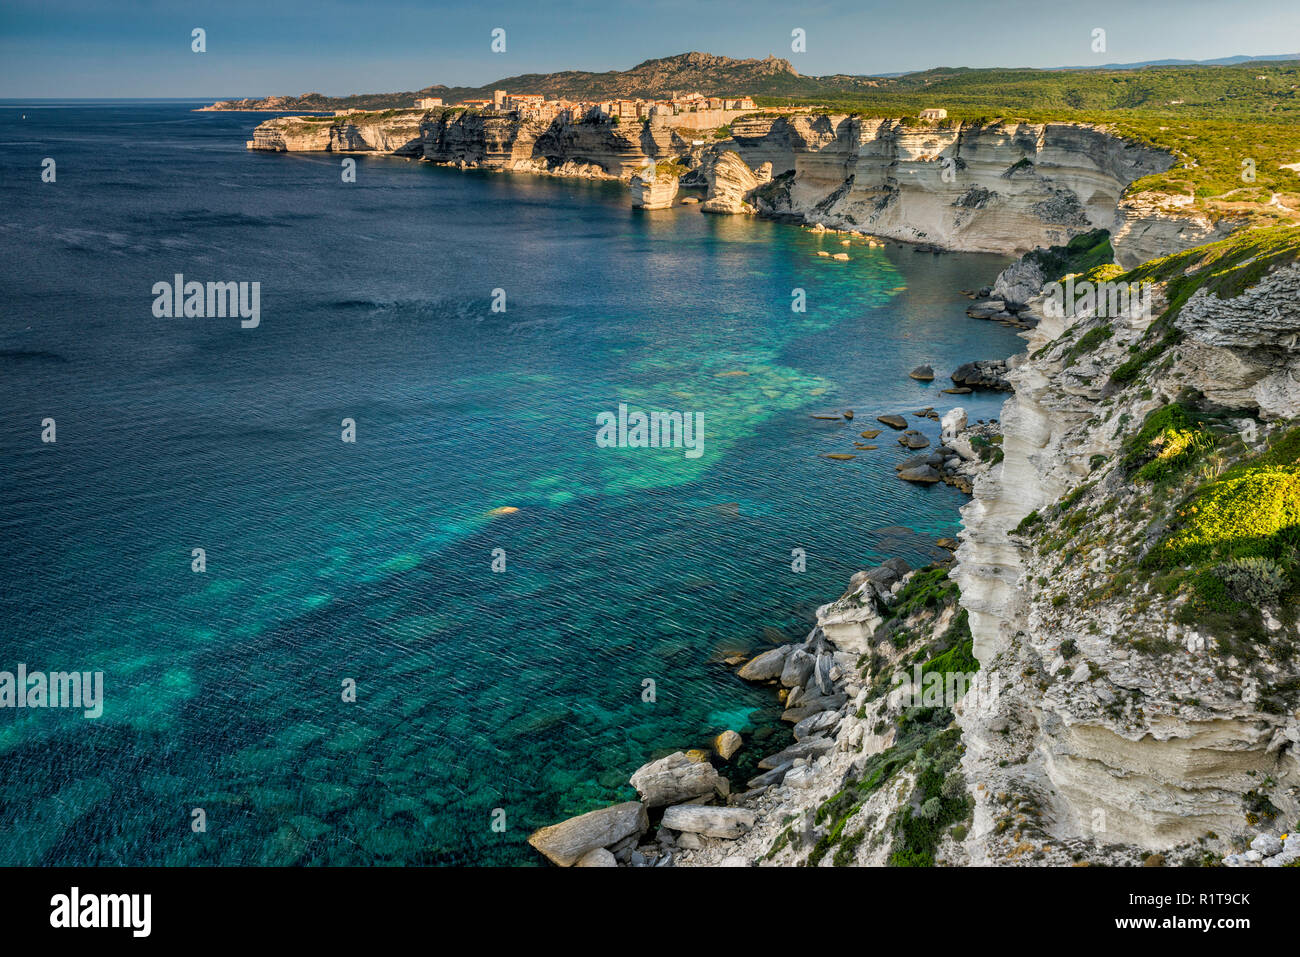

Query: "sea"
(0, 100), (1022, 864)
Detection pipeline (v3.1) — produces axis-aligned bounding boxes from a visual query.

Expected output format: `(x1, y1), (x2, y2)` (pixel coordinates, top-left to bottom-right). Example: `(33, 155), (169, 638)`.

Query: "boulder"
(661, 805), (757, 840)
(992, 257), (1045, 309)
(898, 464), (943, 483)
(909, 365), (935, 381)
(1250, 833), (1283, 857)
(737, 644), (791, 681)
(629, 751), (722, 807)
(852, 564), (901, 600)
(940, 407), (968, 444)
(714, 730), (743, 761)
(746, 763), (792, 788)
(793, 709), (840, 740)
(784, 765), (817, 789)
(882, 557), (911, 577)
(951, 360), (1012, 391)
(877, 414), (908, 429)
(814, 652), (835, 695)
(758, 736), (834, 769)
(527, 801), (649, 866)
(575, 847), (619, 867)
(780, 649), (815, 687)
(815, 599), (883, 656)
(781, 692), (849, 724)
(899, 430), (930, 449)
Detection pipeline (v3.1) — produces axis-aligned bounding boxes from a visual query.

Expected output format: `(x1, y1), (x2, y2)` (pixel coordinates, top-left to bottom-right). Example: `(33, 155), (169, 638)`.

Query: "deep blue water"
(0, 101), (1020, 864)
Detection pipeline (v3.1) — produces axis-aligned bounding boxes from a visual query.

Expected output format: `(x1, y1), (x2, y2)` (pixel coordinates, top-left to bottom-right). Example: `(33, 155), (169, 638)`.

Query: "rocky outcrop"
(249, 109), (687, 180)
(1112, 192), (1242, 268)
(629, 169), (680, 209)
(248, 112), (427, 154)
(1173, 263), (1300, 414)
(700, 151), (770, 214)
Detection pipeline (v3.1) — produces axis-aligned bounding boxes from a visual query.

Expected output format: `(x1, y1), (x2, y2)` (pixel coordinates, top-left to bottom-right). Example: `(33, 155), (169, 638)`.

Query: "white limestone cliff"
(953, 258), (1300, 857)
(246, 110), (1233, 260)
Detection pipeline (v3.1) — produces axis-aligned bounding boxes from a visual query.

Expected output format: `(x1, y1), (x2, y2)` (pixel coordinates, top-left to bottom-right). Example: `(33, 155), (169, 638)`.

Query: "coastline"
(236, 107), (1230, 264)
(527, 393), (1011, 867)
(528, 223), (1300, 866)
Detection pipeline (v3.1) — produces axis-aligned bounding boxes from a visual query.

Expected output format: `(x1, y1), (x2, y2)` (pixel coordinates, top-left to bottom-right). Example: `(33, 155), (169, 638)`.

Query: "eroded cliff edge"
(246, 110), (1230, 264)
(954, 228), (1300, 862)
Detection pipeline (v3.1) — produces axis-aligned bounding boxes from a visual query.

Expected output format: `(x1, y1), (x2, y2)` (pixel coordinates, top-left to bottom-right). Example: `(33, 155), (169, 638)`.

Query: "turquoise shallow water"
(0, 101), (1021, 864)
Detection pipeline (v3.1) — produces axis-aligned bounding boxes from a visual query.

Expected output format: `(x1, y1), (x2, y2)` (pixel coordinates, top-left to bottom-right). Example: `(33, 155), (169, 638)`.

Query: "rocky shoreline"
(525, 406), (1005, 867)
(526, 230), (1300, 867)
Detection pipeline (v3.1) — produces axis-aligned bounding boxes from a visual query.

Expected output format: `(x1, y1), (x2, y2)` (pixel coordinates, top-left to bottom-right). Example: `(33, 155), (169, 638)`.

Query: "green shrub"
(1013, 509), (1042, 534)
(1214, 556), (1289, 605)
(1121, 403), (1215, 483)
(1063, 324), (1113, 368)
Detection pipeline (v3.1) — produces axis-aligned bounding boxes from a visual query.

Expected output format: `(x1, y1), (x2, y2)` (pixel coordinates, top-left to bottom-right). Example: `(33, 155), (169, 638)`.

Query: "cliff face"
(246, 111), (1221, 259)
(953, 235), (1300, 858)
(248, 109), (687, 180)
(731, 116), (1186, 258)
(248, 113), (428, 154)
(1111, 192), (1241, 269)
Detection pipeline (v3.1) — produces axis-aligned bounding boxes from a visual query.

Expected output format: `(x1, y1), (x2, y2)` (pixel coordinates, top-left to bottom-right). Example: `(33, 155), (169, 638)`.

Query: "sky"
(2, 0), (1298, 98)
